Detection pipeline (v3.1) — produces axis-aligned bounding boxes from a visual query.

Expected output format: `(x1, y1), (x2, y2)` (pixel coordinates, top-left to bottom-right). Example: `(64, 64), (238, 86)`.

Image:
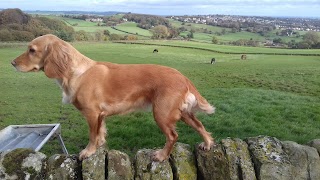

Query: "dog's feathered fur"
(11, 34), (215, 161)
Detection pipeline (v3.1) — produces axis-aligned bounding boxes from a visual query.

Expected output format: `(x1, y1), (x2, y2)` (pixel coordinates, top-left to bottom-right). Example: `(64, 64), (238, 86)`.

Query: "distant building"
(85, 18), (103, 22)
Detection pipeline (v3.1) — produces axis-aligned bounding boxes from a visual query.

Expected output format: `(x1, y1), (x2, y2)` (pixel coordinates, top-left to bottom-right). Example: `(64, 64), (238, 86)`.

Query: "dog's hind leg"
(181, 112), (215, 150)
(152, 107), (181, 162)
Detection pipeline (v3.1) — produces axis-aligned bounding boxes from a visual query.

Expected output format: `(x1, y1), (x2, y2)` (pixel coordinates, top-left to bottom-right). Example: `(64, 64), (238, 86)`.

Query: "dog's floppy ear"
(44, 41), (72, 79)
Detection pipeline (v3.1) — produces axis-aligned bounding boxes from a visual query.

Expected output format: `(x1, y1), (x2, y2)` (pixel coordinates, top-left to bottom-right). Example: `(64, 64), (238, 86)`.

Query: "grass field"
(1, 41), (320, 158)
(53, 16), (149, 37)
(169, 19), (307, 44)
(129, 40), (320, 55)
(114, 22), (152, 37)
(61, 16), (152, 39)
(180, 31), (267, 43)
(44, 15), (309, 44)
(169, 19), (230, 33)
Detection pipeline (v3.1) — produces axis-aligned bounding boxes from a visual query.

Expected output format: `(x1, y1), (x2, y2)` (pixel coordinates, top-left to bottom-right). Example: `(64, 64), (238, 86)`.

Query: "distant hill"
(0, 8), (75, 41)
(25, 10), (126, 16)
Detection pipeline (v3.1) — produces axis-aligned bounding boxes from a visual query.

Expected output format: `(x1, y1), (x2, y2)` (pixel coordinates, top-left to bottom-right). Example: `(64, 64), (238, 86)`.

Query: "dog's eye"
(29, 48), (35, 53)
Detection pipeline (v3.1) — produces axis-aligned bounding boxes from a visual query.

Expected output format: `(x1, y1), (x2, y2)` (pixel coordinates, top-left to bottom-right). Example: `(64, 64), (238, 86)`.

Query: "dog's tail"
(182, 79), (215, 114)
(196, 94), (215, 114)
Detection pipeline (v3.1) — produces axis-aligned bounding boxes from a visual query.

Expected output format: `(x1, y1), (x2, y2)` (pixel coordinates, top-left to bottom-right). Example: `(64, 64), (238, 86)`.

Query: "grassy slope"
(42, 15), (125, 34)
(169, 19), (228, 32)
(40, 15), (310, 44)
(53, 16), (152, 39)
(115, 22), (152, 37)
(180, 31), (266, 43)
(1, 42), (320, 157)
(62, 17), (124, 34)
(169, 19), (308, 43)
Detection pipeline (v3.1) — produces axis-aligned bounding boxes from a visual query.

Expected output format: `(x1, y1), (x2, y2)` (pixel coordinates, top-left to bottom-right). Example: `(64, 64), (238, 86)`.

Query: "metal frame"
(0, 123), (68, 154)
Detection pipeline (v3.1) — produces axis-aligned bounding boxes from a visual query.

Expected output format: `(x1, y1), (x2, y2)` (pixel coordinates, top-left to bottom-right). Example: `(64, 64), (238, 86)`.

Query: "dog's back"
(85, 63), (214, 115)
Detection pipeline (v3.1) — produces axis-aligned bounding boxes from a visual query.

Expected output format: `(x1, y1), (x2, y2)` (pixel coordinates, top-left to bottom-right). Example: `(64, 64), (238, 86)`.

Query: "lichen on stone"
(2, 148), (36, 179)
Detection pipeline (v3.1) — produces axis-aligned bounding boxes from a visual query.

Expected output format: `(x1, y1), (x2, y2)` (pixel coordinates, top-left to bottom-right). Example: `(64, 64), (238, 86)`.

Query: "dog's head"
(11, 34), (72, 79)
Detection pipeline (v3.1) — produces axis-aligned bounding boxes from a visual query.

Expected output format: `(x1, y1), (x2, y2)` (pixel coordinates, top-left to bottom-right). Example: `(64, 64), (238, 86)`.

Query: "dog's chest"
(62, 91), (72, 104)
(55, 79), (74, 104)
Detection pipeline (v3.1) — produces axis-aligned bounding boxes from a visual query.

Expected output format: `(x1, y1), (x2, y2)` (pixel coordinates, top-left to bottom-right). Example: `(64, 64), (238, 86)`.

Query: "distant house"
(168, 14), (320, 32)
(264, 40), (274, 46)
(85, 18), (103, 22)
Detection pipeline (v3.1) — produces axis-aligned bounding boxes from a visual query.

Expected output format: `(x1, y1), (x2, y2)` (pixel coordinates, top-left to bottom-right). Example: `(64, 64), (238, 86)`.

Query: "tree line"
(74, 29), (139, 41)
(56, 13), (181, 40)
(0, 8), (75, 42)
(287, 31), (320, 49)
(122, 13), (181, 39)
(123, 13), (170, 30)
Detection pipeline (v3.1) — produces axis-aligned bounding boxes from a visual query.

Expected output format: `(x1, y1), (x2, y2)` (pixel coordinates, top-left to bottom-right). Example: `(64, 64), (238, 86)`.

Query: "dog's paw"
(151, 150), (167, 162)
(97, 137), (106, 147)
(199, 141), (216, 151)
(79, 148), (96, 160)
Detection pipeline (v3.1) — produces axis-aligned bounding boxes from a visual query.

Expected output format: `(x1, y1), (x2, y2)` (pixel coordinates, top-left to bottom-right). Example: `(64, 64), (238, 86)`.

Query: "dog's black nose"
(11, 60), (16, 66)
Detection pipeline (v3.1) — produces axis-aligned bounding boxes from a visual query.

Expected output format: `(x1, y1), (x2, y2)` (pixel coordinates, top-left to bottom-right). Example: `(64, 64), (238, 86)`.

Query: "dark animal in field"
(241, 54), (247, 60)
(211, 58), (216, 64)
(11, 34), (215, 162)
(153, 49), (158, 53)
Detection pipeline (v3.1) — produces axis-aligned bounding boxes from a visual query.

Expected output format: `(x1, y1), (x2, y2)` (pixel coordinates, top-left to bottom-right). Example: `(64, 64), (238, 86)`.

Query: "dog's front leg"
(79, 111), (104, 160)
(97, 112), (107, 147)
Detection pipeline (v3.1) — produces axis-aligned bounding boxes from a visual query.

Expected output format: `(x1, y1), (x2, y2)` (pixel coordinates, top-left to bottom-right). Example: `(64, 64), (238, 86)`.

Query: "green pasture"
(58, 17), (151, 38)
(181, 31), (266, 43)
(46, 16), (308, 44)
(1, 42), (320, 158)
(43, 15), (125, 34)
(132, 40), (320, 55)
(265, 30), (305, 43)
(62, 17), (101, 27)
(220, 31), (266, 42)
(75, 26), (122, 34)
(170, 19), (265, 43)
(180, 31), (214, 42)
(169, 19), (229, 33)
(61, 17), (122, 34)
(169, 19), (308, 44)
(115, 22), (152, 37)
(41, 15), (100, 27)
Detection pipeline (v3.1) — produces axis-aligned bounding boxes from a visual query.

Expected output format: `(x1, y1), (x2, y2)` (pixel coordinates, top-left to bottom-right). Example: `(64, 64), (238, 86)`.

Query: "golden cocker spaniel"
(11, 34), (215, 161)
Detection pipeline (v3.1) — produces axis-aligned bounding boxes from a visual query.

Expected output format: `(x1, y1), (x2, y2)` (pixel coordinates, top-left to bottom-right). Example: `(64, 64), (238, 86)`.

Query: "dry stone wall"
(1, 136), (320, 180)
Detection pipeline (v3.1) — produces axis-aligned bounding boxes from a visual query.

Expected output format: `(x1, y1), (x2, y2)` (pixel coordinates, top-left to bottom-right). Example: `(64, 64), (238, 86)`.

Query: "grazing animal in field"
(211, 58), (216, 64)
(11, 34), (215, 162)
(153, 49), (158, 53)
(241, 54), (247, 60)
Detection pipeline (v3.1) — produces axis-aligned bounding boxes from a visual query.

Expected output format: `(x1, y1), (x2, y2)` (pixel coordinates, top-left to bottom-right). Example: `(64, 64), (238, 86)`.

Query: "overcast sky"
(1, 0), (319, 17)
